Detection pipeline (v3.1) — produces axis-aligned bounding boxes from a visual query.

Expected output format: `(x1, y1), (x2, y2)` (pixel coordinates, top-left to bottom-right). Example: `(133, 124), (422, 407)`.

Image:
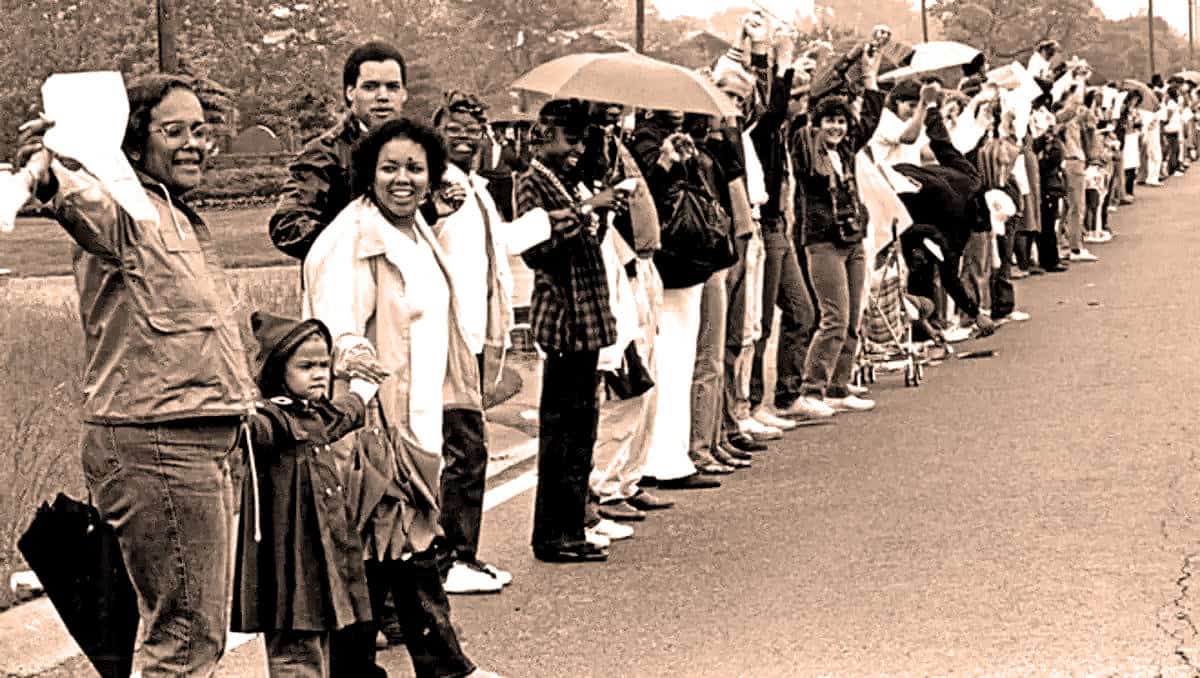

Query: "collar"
(355, 199), (436, 265)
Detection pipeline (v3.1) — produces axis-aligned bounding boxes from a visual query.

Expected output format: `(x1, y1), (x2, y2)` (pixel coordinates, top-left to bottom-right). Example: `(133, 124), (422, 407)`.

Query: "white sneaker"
(824, 395), (876, 412)
(1083, 231), (1112, 244)
(1007, 310), (1031, 322)
(443, 561), (504, 594)
(942, 326), (973, 344)
(738, 417), (783, 440)
(585, 528), (611, 548)
(1069, 249), (1099, 262)
(779, 396), (837, 419)
(478, 561), (513, 586)
(590, 518), (634, 541)
(752, 408), (797, 431)
(846, 383), (870, 397)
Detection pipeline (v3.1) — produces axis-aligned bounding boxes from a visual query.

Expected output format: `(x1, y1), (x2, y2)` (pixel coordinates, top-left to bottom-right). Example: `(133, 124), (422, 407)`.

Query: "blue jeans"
(81, 419), (240, 677)
(802, 241), (866, 399)
(750, 229), (816, 409)
(690, 269), (727, 464)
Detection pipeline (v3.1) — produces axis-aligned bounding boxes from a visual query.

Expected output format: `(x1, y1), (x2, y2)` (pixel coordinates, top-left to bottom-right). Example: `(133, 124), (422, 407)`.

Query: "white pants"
(642, 283), (703, 481)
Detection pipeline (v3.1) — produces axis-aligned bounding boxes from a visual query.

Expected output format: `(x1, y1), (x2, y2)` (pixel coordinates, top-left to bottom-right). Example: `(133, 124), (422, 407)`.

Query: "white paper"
(42, 72), (156, 223)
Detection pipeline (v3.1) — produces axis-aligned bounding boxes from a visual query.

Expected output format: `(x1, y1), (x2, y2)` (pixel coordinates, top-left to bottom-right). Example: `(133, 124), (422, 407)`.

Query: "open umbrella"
(880, 41), (982, 82)
(512, 51), (740, 118)
(1122, 79), (1160, 110)
(1175, 70), (1200, 84)
(18, 493), (138, 678)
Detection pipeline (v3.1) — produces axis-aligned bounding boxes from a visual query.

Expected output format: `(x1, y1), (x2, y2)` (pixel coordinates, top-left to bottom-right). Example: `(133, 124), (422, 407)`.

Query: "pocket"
(127, 219), (222, 321)
(81, 427), (124, 487)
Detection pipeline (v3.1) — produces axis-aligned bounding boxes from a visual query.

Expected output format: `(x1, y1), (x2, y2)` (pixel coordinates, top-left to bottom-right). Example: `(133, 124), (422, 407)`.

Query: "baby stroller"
(855, 228), (929, 388)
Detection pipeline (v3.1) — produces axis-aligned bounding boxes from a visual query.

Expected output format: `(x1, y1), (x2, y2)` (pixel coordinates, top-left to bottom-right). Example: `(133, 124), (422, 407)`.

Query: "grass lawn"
(0, 206), (293, 277)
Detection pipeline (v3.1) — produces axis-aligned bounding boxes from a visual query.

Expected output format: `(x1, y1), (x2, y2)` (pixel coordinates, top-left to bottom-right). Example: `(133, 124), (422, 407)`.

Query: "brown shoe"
(597, 500), (646, 522)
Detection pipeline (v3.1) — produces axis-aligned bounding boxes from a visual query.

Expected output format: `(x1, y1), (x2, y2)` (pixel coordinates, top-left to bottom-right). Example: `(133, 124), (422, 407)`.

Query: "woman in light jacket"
(303, 118), (499, 678)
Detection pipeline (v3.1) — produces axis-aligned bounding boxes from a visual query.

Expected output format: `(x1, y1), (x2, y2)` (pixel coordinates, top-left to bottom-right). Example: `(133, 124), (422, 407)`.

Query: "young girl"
(232, 311), (386, 677)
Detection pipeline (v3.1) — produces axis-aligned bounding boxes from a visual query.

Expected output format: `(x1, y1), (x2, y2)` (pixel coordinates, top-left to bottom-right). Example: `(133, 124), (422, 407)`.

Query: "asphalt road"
(404, 174), (1200, 677)
(68, 172), (1197, 678)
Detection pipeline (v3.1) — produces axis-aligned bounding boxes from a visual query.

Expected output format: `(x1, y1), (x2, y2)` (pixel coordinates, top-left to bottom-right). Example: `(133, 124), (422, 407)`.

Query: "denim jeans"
(1062, 159), (1087, 250)
(751, 229), (816, 409)
(801, 241), (865, 399)
(689, 269), (727, 465)
(81, 419), (240, 678)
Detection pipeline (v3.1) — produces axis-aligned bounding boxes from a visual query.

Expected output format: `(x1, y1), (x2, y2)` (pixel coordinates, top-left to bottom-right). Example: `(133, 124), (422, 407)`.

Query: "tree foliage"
(932, 0), (1101, 63)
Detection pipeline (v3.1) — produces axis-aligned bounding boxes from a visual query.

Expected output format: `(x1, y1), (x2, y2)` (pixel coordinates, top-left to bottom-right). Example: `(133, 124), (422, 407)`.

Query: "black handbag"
(654, 184), (737, 289)
(603, 342), (655, 400)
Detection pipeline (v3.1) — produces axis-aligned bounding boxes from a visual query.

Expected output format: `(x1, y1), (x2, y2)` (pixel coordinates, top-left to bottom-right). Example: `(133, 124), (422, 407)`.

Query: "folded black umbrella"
(17, 493), (138, 678)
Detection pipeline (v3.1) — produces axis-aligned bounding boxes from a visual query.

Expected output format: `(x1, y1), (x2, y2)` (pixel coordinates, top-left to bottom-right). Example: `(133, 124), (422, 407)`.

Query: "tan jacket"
(303, 197), (481, 557)
(46, 164), (256, 424)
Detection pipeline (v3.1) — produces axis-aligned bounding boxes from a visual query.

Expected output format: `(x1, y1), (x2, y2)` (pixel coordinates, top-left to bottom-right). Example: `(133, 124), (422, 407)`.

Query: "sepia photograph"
(0, 0), (1198, 675)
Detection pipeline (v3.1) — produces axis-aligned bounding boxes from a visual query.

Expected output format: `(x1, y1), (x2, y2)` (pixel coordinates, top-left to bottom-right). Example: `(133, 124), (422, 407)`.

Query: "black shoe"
(657, 473), (722, 490)
(697, 461), (736, 475)
(598, 500), (646, 522)
(534, 541), (609, 563)
(713, 447), (752, 468)
(1043, 264), (1069, 273)
(627, 490), (675, 510)
(640, 476), (660, 487)
(718, 443), (754, 461)
(726, 433), (768, 452)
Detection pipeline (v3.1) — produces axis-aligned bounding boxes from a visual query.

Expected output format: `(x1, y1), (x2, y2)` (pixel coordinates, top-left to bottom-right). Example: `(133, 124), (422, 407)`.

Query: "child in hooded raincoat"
(232, 311), (387, 677)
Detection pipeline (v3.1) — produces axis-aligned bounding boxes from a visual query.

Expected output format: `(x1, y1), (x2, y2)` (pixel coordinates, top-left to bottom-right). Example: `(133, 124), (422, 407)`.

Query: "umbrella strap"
(240, 420), (263, 543)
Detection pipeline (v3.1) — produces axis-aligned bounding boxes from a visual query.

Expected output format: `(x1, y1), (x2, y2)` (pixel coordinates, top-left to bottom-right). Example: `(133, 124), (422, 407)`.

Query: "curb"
(0, 427), (539, 678)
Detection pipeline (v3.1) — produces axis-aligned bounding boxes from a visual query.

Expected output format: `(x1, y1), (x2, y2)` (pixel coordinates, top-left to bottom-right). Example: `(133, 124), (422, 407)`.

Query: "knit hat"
(251, 311), (332, 397)
(433, 90), (488, 126)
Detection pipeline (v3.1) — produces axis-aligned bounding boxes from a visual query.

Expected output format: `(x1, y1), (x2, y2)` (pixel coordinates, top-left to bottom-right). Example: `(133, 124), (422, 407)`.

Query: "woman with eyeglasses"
(14, 74), (257, 676)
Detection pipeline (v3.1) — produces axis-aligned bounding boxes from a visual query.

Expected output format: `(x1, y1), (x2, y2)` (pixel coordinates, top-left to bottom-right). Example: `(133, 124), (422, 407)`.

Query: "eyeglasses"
(150, 121), (211, 144)
(444, 123), (485, 138)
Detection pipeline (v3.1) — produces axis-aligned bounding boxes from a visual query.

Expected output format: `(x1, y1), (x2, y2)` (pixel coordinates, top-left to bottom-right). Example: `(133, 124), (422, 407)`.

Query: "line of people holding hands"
(7, 12), (1177, 676)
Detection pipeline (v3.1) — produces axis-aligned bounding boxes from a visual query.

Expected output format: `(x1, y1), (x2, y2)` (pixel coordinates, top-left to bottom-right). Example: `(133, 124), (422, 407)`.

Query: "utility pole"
(1149, 0), (1156, 80)
(157, 0), (179, 73)
(635, 0), (645, 53)
(1180, 0), (1190, 66)
(921, 0), (929, 42)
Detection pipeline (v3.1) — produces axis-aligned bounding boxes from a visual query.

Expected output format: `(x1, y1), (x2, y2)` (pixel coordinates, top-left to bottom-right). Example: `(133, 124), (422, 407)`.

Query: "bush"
(192, 165), (290, 203)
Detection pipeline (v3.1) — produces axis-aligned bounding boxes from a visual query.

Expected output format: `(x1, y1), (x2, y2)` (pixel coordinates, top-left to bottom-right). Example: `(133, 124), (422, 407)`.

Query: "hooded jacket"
(40, 163), (256, 425)
(231, 311), (372, 634)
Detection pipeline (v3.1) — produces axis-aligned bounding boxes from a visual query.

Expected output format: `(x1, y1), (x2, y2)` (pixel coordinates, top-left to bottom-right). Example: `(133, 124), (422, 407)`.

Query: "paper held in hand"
(42, 71), (157, 223)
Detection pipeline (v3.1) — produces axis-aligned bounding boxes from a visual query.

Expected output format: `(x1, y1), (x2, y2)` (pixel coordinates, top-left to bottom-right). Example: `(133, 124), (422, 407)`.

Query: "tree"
(932, 0), (1101, 64)
(444, 0), (617, 79)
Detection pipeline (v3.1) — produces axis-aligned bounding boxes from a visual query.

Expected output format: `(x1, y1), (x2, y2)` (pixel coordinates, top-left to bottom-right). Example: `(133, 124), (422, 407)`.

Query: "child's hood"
(250, 311), (332, 396)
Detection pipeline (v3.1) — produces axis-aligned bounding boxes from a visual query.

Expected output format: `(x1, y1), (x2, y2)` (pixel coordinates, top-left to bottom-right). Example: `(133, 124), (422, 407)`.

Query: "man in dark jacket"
(269, 41), (454, 262)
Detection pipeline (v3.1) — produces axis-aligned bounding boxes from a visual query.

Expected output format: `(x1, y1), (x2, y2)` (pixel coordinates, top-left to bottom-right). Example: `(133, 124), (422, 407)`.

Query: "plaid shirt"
(516, 165), (616, 354)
